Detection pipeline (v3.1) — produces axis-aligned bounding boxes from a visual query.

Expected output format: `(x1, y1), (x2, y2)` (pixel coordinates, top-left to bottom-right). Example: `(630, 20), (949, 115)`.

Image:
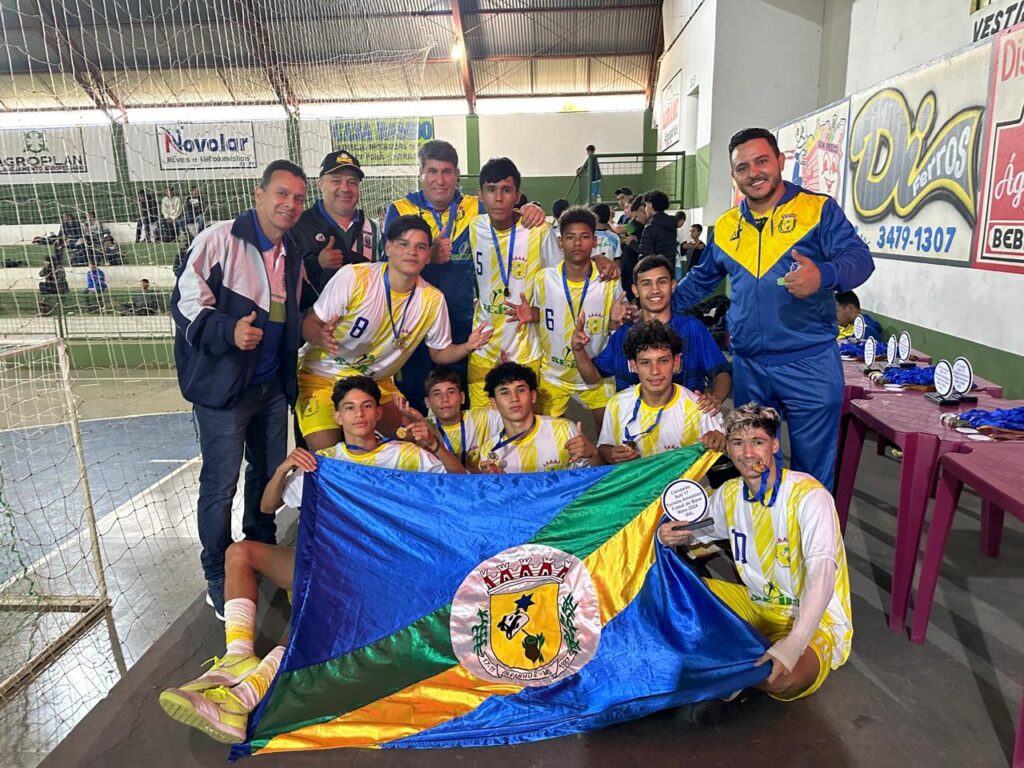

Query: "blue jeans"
(732, 344), (843, 491)
(193, 377), (287, 585)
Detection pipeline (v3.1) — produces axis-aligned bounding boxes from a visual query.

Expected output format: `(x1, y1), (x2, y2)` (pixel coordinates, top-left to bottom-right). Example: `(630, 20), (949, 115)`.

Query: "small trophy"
(661, 479), (713, 532)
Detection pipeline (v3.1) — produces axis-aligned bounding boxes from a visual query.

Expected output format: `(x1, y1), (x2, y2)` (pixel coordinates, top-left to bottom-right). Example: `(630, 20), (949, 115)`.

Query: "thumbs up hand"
(318, 235), (344, 270)
(234, 311), (263, 350)
(782, 250), (821, 299)
(565, 420), (597, 463)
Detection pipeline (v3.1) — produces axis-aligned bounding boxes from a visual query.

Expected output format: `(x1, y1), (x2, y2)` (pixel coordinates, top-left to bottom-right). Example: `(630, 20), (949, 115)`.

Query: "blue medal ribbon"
(882, 365), (935, 386)
(623, 390), (668, 445)
(490, 223), (517, 298)
(435, 415), (467, 465)
(562, 263), (592, 323)
(423, 198), (459, 239)
(743, 466), (782, 506)
(383, 266), (416, 346)
(959, 406), (1024, 430)
(344, 436), (392, 454)
(490, 420), (533, 455)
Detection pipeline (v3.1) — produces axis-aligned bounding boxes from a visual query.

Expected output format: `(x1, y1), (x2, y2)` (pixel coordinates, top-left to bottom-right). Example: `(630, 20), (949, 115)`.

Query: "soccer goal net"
(0, 1), (435, 763)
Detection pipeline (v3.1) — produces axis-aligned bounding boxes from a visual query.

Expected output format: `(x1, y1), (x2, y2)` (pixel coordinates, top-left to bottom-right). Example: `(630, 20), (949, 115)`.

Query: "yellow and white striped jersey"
(479, 415), (584, 473)
(598, 384), (723, 455)
(535, 263), (621, 391)
(430, 407), (503, 469)
(281, 439), (446, 507)
(698, 470), (853, 668)
(469, 214), (561, 365)
(302, 263), (451, 381)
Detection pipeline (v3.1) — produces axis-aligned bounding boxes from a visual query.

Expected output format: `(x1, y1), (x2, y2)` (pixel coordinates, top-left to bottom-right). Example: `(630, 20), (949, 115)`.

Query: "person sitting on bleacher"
(38, 256), (69, 296)
(120, 278), (159, 316)
(102, 235), (123, 265)
(55, 212), (88, 265)
(84, 262), (107, 293)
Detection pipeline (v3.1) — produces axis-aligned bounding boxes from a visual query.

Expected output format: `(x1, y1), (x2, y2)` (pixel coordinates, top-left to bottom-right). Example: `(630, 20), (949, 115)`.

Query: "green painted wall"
(465, 115), (480, 176)
(870, 311), (1024, 400)
(68, 339), (174, 368)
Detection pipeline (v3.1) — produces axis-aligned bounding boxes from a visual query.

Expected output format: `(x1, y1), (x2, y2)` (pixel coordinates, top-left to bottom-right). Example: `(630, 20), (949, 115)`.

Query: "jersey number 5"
(475, 251), (483, 276)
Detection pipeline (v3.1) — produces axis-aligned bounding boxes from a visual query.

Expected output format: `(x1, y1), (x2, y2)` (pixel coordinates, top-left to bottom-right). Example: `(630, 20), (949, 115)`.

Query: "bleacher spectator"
(102, 235), (123, 265)
(85, 210), (109, 246)
(136, 189), (159, 243)
(121, 279), (160, 316)
(184, 186), (206, 236)
(84, 262), (107, 293)
(38, 255), (69, 296)
(161, 186), (185, 241)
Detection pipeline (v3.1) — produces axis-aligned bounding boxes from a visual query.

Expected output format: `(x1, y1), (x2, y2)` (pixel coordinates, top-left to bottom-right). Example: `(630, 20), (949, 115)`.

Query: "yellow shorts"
(467, 354), (540, 409)
(296, 369), (397, 437)
(536, 376), (615, 417)
(705, 579), (834, 701)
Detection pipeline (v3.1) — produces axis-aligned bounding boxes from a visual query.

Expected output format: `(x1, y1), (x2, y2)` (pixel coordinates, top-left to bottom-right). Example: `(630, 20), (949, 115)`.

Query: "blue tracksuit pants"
(732, 344), (843, 491)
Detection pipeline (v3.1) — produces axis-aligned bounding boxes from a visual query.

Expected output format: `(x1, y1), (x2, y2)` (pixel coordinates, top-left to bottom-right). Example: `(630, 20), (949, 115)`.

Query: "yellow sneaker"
(178, 653), (259, 693)
(158, 687), (247, 744)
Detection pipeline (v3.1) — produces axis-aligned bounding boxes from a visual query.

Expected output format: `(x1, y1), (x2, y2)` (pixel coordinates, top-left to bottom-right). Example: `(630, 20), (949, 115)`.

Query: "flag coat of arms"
(231, 446), (769, 759)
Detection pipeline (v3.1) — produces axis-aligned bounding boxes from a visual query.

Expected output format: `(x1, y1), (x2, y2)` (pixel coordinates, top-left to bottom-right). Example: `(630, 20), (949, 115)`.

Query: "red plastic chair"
(912, 442), (1024, 644)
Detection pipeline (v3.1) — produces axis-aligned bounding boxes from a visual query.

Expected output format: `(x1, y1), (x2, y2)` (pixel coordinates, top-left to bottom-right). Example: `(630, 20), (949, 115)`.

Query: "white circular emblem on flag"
(450, 544), (601, 686)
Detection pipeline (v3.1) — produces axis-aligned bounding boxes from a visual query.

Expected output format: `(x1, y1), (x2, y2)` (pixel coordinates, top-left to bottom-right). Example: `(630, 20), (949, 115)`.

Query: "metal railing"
(566, 152), (687, 207)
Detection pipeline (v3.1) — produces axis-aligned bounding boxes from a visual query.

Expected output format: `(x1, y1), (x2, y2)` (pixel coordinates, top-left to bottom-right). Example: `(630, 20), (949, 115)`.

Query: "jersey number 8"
(350, 316), (370, 338)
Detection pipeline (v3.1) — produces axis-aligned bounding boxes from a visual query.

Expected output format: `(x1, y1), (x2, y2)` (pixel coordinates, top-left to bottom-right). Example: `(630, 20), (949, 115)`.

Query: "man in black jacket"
(289, 149), (380, 307)
(639, 189), (679, 262)
(171, 159), (307, 619)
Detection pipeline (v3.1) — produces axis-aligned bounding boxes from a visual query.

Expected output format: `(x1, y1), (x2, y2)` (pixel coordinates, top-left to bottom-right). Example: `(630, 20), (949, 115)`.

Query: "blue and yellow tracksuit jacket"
(672, 182), (874, 363)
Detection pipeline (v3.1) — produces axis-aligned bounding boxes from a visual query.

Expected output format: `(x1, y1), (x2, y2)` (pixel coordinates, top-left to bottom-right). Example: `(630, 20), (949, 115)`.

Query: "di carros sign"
(157, 122), (258, 170)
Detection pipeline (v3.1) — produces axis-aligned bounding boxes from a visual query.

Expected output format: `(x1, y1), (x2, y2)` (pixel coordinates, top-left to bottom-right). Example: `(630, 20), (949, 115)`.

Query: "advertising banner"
(845, 44), (991, 264)
(0, 125), (117, 184)
(974, 22), (1024, 272)
(659, 70), (682, 151)
(776, 99), (850, 201)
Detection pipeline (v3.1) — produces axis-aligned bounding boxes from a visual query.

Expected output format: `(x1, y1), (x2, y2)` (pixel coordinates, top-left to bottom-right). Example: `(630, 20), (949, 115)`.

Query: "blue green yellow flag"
(231, 446), (768, 758)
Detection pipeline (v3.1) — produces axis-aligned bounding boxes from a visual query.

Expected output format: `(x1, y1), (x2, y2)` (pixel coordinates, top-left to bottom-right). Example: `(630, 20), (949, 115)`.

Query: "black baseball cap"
(319, 150), (364, 179)
(614, 186), (633, 196)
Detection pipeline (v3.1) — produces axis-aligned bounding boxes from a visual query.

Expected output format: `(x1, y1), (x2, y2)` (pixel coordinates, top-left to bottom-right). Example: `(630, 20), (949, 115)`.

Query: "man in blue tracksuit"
(673, 128), (874, 490)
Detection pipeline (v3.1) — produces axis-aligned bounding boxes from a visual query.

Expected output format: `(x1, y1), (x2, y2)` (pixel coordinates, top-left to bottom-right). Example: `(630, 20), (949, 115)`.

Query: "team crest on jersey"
(451, 544), (600, 686)
(778, 213), (797, 234)
(511, 258), (527, 280)
(775, 537), (791, 567)
(586, 316), (603, 335)
(315, 233), (326, 242)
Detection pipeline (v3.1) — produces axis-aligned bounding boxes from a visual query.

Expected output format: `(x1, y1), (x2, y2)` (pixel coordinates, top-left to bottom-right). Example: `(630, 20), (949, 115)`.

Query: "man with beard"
(672, 128), (873, 490)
